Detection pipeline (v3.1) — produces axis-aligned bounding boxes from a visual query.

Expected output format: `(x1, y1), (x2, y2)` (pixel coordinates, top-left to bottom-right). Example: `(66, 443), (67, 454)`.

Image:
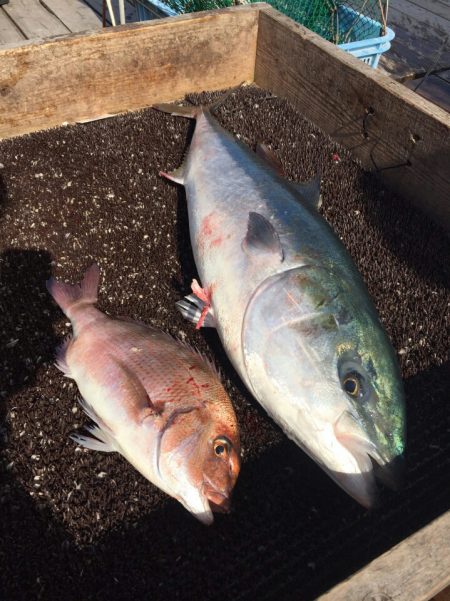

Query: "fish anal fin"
(243, 212), (284, 262)
(55, 336), (73, 377)
(292, 173), (322, 210)
(256, 143), (285, 177)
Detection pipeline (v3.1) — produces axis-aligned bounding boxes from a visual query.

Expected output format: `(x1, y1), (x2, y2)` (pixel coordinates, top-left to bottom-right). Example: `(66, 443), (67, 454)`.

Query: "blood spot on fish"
(166, 387), (172, 392)
(201, 384), (210, 389)
(201, 213), (216, 238)
(189, 365), (197, 371)
(186, 377), (195, 384)
(211, 236), (223, 247)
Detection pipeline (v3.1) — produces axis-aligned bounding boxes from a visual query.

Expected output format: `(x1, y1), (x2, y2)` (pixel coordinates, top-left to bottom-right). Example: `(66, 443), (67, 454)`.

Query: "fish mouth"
(203, 478), (232, 514)
(332, 411), (405, 508)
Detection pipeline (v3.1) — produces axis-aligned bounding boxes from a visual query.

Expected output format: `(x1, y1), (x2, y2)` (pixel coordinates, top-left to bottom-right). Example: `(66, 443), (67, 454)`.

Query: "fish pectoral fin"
(243, 212), (284, 262)
(255, 143), (285, 177)
(176, 294), (216, 329)
(292, 173), (322, 210)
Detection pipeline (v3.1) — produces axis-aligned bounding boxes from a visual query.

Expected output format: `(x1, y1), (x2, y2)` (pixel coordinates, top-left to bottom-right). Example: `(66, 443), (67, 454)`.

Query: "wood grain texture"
(0, 7), (24, 44)
(255, 6), (450, 226)
(431, 586), (450, 601)
(318, 511), (450, 601)
(3, 0), (69, 38)
(41, 0), (102, 31)
(0, 6), (258, 138)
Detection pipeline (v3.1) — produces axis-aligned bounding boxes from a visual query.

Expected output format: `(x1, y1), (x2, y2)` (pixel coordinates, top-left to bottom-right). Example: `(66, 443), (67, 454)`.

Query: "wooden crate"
(0, 5), (449, 599)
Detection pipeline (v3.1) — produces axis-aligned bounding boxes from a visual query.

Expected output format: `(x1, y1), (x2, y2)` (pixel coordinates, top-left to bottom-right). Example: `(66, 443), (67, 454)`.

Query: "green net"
(160, 0), (389, 44)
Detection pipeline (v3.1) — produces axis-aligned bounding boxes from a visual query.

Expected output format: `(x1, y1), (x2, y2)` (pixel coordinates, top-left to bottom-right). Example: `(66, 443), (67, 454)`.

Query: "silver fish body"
(157, 103), (406, 507)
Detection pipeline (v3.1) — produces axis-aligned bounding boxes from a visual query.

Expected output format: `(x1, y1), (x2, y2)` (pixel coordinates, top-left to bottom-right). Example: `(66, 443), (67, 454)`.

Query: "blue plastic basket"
(337, 4), (394, 68)
(133, 1), (394, 69)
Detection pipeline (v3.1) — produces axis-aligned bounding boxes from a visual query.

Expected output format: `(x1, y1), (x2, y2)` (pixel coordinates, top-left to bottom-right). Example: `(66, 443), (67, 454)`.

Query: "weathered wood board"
(318, 510), (450, 601)
(255, 6), (450, 225)
(0, 7), (258, 137)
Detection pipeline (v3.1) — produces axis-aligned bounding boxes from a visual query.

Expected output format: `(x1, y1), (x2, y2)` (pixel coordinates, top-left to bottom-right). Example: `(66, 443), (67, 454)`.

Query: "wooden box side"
(254, 7), (450, 226)
(0, 6), (259, 140)
(318, 510), (450, 601)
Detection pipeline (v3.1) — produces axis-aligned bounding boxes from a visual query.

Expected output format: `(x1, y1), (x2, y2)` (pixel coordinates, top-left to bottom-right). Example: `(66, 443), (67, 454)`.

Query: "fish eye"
(214, 437), (230, 456)
(343, 374), (360, 397)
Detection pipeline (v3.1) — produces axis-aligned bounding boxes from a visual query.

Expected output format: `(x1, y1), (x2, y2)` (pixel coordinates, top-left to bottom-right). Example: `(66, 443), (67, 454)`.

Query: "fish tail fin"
(153, 103), (200, 119)
(153, 86), (238, 119)
(46, 264), (100, 317)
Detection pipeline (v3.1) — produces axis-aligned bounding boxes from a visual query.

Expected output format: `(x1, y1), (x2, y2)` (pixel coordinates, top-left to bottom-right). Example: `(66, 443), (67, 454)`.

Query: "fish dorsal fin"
(243, 212), (284, 261)
(256, 143), (285, 177)
(292, 173), (322, 210)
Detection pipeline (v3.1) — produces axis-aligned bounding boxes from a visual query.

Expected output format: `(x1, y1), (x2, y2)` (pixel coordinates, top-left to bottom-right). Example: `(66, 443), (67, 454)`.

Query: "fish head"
(242, 265), (405, 507)
(157, 392), (240, 524)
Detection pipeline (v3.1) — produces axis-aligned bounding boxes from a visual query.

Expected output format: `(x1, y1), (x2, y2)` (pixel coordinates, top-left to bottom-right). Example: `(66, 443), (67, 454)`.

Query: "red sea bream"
(156, 96), (406, 507)
(47, 265), (240, 524)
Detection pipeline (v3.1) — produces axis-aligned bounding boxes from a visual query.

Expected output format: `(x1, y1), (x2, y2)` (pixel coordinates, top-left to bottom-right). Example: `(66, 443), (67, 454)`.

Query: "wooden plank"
(3, 0), (69, 39)
(405, 74), (450, 112)
(0, 6), (258, 135)
(379, 25), (439, 78)
(41, 0), (102, 32)
(388, 8), (450, 64)
(401, 0), (450, 22)
(432, 586), (450, 601)
(0, 7), (25, 45)
(389, 0), (450, 34)
(255, 6), (450, 226)
(318, 511), (450, 601)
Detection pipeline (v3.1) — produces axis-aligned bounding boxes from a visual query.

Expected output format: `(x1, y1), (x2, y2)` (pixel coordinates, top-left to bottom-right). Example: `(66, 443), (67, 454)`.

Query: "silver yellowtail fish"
(47, 264), (240, 524)
(155, 96), (405, 507)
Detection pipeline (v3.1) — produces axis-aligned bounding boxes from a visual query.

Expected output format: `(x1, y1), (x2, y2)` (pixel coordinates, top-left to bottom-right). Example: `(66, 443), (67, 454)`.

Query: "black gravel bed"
(0, 86), (448, 601)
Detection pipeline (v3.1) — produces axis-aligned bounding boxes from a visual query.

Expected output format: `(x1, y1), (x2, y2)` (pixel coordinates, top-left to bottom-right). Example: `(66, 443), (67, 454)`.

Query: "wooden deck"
(0, 0), (103, 46)
(379, 0), (450, 111)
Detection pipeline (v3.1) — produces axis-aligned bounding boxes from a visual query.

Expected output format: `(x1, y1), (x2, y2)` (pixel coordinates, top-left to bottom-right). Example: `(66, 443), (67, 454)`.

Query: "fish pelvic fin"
(71, 396), (118, 453)
(176, 293), (216, 329)
(46, 264), (100, 318)
(70, 424), (116, 453)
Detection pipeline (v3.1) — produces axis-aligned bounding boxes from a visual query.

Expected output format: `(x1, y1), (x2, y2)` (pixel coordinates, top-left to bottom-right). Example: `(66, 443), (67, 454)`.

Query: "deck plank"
(405, 73), (450, 112)
(0, 7), (25, 44)
(3, 0), (69, 38)
(41, 0), (102, 32)
(390, 0), (450, 32)
(402, 0), (450, 22)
